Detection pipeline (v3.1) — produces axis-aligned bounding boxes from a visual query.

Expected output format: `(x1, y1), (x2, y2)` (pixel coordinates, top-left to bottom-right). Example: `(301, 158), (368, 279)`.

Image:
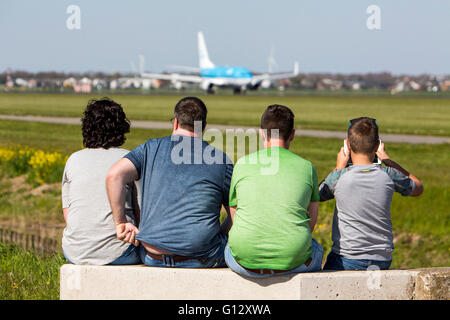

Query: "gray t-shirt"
(62, 148), (138, 265)
(319, 164), (415, 261)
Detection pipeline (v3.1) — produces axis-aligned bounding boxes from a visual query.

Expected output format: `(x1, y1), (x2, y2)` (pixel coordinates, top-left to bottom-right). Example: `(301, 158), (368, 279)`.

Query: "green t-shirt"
(228, 147), (320, 270)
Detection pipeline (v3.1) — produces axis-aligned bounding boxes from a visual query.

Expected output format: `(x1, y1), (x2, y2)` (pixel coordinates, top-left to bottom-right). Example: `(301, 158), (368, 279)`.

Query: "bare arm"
(106, 158), (140, 246)
(307, 202), (319, 232)
(220, 206), (235, 236)
(63, 207), (69, 224)
(377, 143), (424, 197)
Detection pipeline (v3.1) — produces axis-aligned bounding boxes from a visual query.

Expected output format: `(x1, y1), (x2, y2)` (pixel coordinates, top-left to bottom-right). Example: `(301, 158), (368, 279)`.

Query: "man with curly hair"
(106, 97), (233, 268)
(62, 98), (141, 265)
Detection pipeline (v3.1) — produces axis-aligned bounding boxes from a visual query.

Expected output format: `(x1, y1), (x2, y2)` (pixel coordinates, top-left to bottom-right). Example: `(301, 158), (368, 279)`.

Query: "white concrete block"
(60, 265), (450, 300)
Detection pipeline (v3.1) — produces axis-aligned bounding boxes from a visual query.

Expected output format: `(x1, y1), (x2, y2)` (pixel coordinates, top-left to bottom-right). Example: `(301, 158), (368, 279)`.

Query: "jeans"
(323, 250), (392, 271)
(63, 243), (141, 265)
(108, 243), (141, 265)
(139, 234), (227, 268)
(224, 238), (324, 278)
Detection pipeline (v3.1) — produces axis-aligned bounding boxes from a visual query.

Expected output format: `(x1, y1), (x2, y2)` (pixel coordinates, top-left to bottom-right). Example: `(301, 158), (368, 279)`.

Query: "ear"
(173, 117), (179, 131)
(259, 128), (267, 142)
(375, 139), (381, 152)
(288, 129), (295, 143)
(345, 139), (352, 151)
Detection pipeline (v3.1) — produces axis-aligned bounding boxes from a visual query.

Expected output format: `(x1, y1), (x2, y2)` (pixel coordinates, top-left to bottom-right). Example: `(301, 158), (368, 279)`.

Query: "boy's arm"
(319, 147), (350, 201)
(220, 206), (235, 236)
(307, 202), (319, 232)
(377, 143), (423, 197)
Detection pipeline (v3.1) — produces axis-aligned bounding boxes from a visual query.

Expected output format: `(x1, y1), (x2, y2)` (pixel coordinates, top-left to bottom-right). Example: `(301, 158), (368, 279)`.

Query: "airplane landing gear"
(233, 86), (247, 95)
(207, 84), (216, 94)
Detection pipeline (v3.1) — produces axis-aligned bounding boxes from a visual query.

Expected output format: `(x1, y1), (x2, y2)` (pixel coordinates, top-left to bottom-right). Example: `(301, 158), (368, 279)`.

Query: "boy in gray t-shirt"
(319, 117), (423, 270)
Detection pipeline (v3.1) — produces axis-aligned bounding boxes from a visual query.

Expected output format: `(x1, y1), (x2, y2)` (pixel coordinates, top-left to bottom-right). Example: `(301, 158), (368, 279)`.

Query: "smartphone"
(343, 138), (382, 167)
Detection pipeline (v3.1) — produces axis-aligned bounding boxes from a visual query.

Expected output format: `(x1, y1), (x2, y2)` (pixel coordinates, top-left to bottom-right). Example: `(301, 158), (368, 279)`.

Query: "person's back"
(106, 97), (233, 268)
(62, 148), (137, 264)
(125, 134), (232, 258)
(62, 98), (140, 265)
(320, 117), (423, 270)
(225, 105), (323, 278)
(228, 147), (317, 270)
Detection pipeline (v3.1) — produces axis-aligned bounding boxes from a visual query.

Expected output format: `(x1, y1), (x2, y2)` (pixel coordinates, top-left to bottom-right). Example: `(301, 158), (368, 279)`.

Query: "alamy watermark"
(366, 265), (382, 290)
(366, 5), (381, 30)
(170, 121), (281, 175)
(66, 5), (81, 30)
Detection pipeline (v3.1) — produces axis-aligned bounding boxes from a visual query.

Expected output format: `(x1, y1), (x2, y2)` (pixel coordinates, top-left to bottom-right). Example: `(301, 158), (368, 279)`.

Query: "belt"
(144, 248), (195, 263)
(240, 257), (312, 275)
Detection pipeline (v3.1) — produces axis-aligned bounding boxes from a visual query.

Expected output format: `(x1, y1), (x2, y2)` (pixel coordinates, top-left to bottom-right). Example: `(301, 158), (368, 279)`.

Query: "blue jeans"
(64, 243), (141, 265)
(224, 238), (324, 278)
(139, 235), (227, 268)
(323, 251), (392, 271)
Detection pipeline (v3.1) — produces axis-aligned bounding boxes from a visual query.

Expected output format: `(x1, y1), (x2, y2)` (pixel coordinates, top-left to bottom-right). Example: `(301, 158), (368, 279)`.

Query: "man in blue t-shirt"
(106, 97), (233, 268)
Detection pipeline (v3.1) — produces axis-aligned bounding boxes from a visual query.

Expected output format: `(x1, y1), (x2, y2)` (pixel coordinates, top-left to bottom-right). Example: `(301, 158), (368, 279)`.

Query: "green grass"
(0, 91), (448, 299)
(0, 242), (64, 300)
(1, 93), (450, 136)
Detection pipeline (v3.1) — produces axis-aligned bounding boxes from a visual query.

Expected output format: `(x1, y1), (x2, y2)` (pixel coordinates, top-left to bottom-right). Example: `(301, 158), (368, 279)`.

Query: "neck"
(265, 139), (289, 149)
(172, 128), (199, 138)
(351, 152), (374, 165)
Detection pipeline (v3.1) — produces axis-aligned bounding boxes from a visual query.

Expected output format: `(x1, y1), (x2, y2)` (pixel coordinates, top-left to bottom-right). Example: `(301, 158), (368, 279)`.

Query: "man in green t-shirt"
(224, 104), (323, 277)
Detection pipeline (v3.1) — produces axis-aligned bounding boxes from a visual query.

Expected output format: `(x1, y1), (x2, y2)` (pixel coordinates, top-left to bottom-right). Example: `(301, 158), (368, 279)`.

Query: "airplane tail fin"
(293, 61), (299, 76)
(198, 31), (215, 69)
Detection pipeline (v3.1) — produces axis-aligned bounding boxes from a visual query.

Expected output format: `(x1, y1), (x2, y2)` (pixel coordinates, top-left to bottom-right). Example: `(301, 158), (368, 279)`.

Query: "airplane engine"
(172, 80), (183, 90)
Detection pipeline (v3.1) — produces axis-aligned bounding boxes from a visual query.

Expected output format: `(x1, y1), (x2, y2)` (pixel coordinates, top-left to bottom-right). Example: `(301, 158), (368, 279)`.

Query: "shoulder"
(284, 149), (315, 169)
(324, 166), (353, 185)
(130, 136), (170, 153)
(379, 165), (405, 180)
(65, 149), (88, 165)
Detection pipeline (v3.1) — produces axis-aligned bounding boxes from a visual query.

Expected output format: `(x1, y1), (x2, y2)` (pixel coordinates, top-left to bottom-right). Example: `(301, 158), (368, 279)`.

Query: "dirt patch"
(30, 183), (60, 196)
(7, 175), (30, 193)
(394, 233), (422, 245)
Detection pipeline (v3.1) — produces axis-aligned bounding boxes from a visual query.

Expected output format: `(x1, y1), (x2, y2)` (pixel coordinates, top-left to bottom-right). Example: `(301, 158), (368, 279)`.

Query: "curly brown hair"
(81, 98), (130, 149)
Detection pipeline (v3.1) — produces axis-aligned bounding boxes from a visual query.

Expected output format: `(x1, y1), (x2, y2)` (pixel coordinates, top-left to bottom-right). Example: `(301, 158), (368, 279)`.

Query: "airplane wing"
(166, 65), (201, 73)
(250, 61), (299, 85)
(140, 72), (202, 83)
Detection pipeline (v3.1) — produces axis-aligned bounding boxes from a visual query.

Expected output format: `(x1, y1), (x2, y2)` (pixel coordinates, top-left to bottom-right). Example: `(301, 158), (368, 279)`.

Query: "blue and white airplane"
(140, 31), (299, 94)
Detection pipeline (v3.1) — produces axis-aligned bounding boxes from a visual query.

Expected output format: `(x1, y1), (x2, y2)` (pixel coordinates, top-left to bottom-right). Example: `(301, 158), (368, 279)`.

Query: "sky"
(0, 0), (449, 75)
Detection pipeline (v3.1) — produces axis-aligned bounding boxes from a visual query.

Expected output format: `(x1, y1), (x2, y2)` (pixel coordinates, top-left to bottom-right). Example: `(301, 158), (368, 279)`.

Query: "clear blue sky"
(1, 0), (449, 75)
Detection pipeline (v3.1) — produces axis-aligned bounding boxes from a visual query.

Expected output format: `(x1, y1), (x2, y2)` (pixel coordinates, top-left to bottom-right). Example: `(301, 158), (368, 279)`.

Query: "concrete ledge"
(60, 265), (449, 300)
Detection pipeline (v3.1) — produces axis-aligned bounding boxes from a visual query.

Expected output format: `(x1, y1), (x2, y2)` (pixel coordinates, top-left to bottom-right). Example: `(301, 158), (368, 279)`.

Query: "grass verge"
(0, 242), (64, 300)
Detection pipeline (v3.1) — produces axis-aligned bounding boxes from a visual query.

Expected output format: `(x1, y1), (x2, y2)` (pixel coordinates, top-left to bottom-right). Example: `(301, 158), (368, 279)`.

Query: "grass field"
(0, 242), (63, 300)
(0, 93), (448, 299)
(0, 93), (449, 136)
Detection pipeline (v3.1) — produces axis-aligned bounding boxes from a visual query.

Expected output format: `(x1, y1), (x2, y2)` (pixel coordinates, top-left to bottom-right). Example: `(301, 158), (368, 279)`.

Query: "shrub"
(0, 146), (66, 186)
(28, 150), (66, 185)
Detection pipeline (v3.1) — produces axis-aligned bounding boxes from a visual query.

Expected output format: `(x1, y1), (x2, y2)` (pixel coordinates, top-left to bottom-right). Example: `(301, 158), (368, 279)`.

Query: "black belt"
(239, 257), (312, 274)
(144, 248), (197, 263)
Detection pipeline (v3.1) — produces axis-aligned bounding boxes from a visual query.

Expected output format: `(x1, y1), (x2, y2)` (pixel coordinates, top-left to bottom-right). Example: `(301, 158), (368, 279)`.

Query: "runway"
(0, 114), (448, 145)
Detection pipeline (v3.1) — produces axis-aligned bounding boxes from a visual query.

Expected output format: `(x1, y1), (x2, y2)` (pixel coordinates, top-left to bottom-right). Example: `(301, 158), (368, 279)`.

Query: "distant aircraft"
(140, 31), (299, 94)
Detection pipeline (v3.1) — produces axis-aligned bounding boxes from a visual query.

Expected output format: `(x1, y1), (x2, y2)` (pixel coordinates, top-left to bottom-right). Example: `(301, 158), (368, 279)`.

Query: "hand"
(336, 146), (350, 169)
(376, 142), (390, 162)
(116, 222), (140, 247)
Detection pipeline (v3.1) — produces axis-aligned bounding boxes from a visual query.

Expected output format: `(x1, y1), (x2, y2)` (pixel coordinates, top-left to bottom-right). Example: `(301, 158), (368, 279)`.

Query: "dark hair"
(81, 98), (130, 149)
(260, 104), (295, 141)
(174, 97), (207, 132)
(348, 117), (379, 154)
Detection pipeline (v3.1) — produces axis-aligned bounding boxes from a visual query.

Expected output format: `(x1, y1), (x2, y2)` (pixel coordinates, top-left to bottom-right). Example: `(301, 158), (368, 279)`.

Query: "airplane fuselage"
(200, 66), (252, 79)
(200, 66), (257, 92)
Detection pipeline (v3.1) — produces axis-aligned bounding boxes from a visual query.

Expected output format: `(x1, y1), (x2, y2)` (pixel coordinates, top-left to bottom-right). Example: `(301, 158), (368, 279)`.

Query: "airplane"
(139, 31), (300, 94)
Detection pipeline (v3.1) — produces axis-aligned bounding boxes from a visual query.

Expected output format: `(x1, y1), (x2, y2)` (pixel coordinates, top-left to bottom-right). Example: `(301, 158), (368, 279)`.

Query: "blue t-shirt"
(125, 135), (233, 258)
